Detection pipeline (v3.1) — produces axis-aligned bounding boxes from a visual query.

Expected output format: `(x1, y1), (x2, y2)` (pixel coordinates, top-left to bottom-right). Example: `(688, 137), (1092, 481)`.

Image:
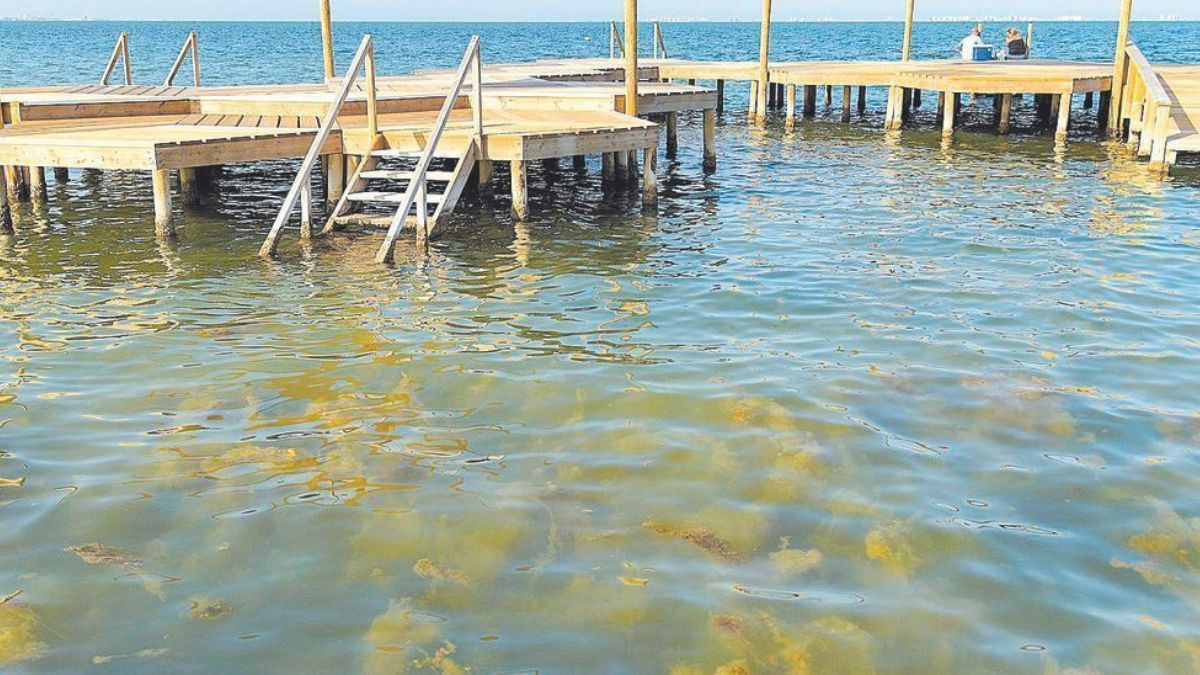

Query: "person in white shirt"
(956, 26), (985, 60)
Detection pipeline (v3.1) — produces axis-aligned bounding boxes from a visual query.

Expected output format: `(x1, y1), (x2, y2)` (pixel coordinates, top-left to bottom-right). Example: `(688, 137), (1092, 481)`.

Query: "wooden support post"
(858, 86), (867, 114)
(542, 157), (560, 171)
(319, 0), (335, 80)
(748, 80), (759, 121)
(942, 91), (956, 138)
(1036, 94), (1051, 127)
(3, 167), (20, 204)
(937, 91), (946, 122)
(53, 167), (69, 184)
(755, 0), (773, 127)
(28, 167), (47, 205)
(885, 87), (902, 129)
(1084, 91), (1094, 109)
(624, 0), (639, 119)
(299, 179), (313, 240)
(151, 169), (174, 238)
(573, 155), (587, 171)
(901, 88), (912, 121)
(325, 154), (346, 205)
(824, 85), (833, 109)
(901, 0), (916, 61)
(785, 84), (797, 129)
(998, 94), (1013, 134)
(1107, 0), (1133, 135)
(511, 160), (529, 221)
(0, 172), (10, 234)
(841, 85), (852, 123)
(767, 83), (776, 109)
(627, 150), (639, 187)
(1056, 93), (1072, 142)
(716, 79), (725, 114)
(615, 149), (629, 183)
(665, 111), (678, 158)
(912, 89), (922, 109)
(478, 158), (494, 194)
(703, 109), (717, 172)
(179, 167), (201, 206)
(803, 85), (816, 118)
(642, 146), (657, 206)
(602, 152), (616, 183)
(1097, 91), (1111, 135)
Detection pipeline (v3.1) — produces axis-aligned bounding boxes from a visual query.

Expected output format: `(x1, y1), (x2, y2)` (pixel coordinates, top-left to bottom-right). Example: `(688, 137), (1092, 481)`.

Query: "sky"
(4, 0), (1197, 22)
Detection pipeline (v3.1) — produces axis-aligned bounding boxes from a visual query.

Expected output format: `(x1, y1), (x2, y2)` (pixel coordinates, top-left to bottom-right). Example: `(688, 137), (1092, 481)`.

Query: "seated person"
(1005, 28), (1029, 59)
(956, 26), (985, 60)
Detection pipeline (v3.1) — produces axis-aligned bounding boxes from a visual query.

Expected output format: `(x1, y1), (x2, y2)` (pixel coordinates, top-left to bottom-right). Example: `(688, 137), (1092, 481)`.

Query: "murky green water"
(6, 21), (1200, 675)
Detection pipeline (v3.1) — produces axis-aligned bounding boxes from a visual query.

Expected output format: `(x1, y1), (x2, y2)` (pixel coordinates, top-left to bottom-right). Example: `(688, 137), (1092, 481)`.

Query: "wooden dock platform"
(2, 26), (1199, 257)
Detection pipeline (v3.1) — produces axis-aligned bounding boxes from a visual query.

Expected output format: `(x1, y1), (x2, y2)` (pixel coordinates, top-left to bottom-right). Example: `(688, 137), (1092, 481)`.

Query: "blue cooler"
(972, 45), (994, 61)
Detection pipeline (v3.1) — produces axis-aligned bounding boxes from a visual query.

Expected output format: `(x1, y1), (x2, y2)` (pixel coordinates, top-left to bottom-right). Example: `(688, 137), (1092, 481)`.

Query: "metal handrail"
(164, 32), (201, 86)
(610, 22), (626, 59)
(259, 34), (379, 257)
(653, 22), (669, 59)
(100, 32), (132, 85)
(375, 36), (483, 263)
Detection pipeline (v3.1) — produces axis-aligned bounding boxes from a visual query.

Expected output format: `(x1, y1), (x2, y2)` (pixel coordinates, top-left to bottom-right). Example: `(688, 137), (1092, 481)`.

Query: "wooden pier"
(1, 2), (1199, 255)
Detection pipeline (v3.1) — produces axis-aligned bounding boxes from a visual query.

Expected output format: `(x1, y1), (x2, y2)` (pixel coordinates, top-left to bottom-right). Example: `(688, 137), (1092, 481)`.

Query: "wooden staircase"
(321, 142), (478, 239)
(260, 34), (484, 262)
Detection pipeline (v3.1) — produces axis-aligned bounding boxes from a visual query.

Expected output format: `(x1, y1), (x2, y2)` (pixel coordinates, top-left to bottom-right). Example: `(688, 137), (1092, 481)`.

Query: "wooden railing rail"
(259, 34), (378, 257)
(100, 32), (132, 85)
(1120, 43), (1175, 168)
(375, 36), (483, 263)
(164, 32), (201, 87)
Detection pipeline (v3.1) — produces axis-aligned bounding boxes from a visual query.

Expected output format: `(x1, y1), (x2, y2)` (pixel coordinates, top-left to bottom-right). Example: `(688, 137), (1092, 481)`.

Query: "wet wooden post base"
(858, 86), (867, 115)
(0, 173), (11, 233)
(53, 167), (69, 183)
(5, 166), (27, 203)
(912, 89), (922, 109)
(824, 85), (833, 109)
(803, 85), (816, 118)
(573, 155), (586, 172)
(942, 91), (957, 139)
(703, 109), (717, 173)
(747, 81), (759, 122)
(510, 160), (529, 221)
(665, 111), (678, 158)
(1084, 91), (1094, 109)
(601, 152), (616, 184)
(841, 86), (852, 123)
(615, 149), (629, 183)
(324, 154), (345, 206)
(785, 84), (797, 130)
(626, 150), (639, 187)
(151, 169), (175, 238)
(641, 147), (657, 206)
(716, 80), (725, 114)
(179, 168), (201, 207)
(999, 94), (1013, 134)
(29, 167), (47, 205)
(477, 159), (494, 195)
(1056, 93), (1072, 142)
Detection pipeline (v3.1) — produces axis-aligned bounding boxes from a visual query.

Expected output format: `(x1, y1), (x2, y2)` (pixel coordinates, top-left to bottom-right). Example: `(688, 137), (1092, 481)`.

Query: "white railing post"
(101, 32), (132, 86)
(472, 41), (483, 139)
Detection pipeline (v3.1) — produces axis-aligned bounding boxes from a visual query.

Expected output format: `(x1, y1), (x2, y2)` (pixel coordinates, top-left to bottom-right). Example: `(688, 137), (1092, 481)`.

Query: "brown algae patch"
(413, 559), (470, 586)
(643, 521), (746, 564)
(65, 543), (144, 570)
(189, 597), (234, 621)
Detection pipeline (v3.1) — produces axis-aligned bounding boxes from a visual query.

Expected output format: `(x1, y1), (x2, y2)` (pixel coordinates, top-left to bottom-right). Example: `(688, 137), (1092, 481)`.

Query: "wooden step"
(370, 149), (424, 159)
(346, 191), (445, 205)
(333, 213), (430, 228)
(360, 170), (456, 182)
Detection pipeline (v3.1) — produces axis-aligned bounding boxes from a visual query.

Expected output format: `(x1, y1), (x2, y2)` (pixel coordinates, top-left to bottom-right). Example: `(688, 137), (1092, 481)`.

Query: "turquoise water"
(3, 20), (1200, 674)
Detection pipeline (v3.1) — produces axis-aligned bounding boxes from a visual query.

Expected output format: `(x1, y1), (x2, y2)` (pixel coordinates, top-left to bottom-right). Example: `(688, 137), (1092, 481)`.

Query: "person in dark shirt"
(1005, 28), (1029, 59)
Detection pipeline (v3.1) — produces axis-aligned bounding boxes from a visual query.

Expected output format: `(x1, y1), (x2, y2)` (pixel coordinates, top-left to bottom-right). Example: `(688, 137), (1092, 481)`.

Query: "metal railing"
(375, 36), (484, 263)
(609, 22), (626, 59)
(1119, 43), (1176, 168)
(653, 22), (669, 59)
(164, 32), (201, 86)
(100, 32), (132, 85)
(259, 34), (380, 258)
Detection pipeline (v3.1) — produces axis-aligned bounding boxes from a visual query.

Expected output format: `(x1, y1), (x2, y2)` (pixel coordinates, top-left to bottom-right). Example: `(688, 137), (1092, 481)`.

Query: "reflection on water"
(5, 43), (1200, 675)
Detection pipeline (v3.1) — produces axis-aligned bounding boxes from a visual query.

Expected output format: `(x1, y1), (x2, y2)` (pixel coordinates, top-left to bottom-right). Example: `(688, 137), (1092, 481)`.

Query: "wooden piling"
(999, 93), (1013, 134)
(912, 89), (922, 108)
(716, 79), (725, 114)
(53, 167), (69, 183)
(299, 179), (312, 239)
(615, 149), (629, 182)
(3, 167), (19, 204)
(624, 0), (639, 119)
(1056, 93), (1072, 141)
(803, 85), (816, 118)
(942, 91), (956, 138)
(478, 158), (494, 193)
(319, 0), (335, 80)
(824, 85), (833, 109)
(151, 169), (174, 238)
(325, 154), (346, 205)
(1107, 0), (1134, 134)
(573, 154), (587, 171)
(29, 167), (47, 205)
(755, 0), (773, 126)
(511, 159), (529, 220)
(626, 150), (639, 187)
(703, 109), (717, 172)
(841, 86), (852, 123)
(748, 80), (759, 121)
(179, 167), (201, 206)
(1084, 91), (1094, 109)
(857, 86), (867, 114)
(0, 172), (11, 234)
(665, 111), (678, 158)
(602, 152), (616, 183)
(642, 146), (657, 206)
(785, 84), (797, 129)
